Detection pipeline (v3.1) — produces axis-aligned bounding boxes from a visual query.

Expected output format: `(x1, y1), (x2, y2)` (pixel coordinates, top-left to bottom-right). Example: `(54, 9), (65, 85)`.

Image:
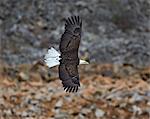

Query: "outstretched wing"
(59, 16), (82, 92)
(59, 16), (82, 54)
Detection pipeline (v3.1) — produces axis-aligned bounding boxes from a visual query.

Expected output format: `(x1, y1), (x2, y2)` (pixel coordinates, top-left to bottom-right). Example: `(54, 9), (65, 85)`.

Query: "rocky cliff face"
(0, 0), (150, 67)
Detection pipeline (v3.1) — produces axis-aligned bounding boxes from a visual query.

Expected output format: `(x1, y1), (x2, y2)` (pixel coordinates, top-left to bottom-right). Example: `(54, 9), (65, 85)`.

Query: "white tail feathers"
(44, 47), (89, 68)
(44, 47), (60, 68)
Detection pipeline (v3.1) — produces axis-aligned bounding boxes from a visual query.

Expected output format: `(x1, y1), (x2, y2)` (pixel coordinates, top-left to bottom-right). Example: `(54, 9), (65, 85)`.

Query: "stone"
(18, 72), (29, 81)
(95, 108), (105, 118)
(55, 99), (63, 108)
(132, 105), (142, 115)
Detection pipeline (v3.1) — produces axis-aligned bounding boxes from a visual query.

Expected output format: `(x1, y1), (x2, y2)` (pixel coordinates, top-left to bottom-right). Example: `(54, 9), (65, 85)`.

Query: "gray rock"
(3, 109), (12, 115)
(29, 100), (39, 106)
(55, 99), (63, 108)
(131, 92), (145, 102)
(95, 108), (105, 118)
(81, 108), (91, 115)
(132, 105), (142, 115)
(54, 113), (68, 119)
(22, 111), (29, 117)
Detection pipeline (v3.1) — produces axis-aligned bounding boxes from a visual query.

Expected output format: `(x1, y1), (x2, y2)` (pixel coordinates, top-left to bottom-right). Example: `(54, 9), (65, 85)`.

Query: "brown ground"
(0, 60), (150, 119)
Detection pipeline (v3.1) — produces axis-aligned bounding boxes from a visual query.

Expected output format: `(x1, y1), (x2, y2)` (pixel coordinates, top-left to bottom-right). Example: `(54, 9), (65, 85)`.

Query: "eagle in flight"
(44, 16), (88, 92)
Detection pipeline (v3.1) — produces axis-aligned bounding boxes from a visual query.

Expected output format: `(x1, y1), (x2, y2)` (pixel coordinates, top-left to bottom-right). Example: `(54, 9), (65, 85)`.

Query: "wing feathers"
(59, 16), (83, 93)
(65, 16), (82, 26)
(68, 17), (73, 24)
(71, 16), (76, 24)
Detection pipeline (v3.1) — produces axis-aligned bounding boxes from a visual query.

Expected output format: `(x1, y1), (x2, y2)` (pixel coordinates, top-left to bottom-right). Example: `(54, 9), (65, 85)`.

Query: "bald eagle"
(44, 16), (88, 92)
